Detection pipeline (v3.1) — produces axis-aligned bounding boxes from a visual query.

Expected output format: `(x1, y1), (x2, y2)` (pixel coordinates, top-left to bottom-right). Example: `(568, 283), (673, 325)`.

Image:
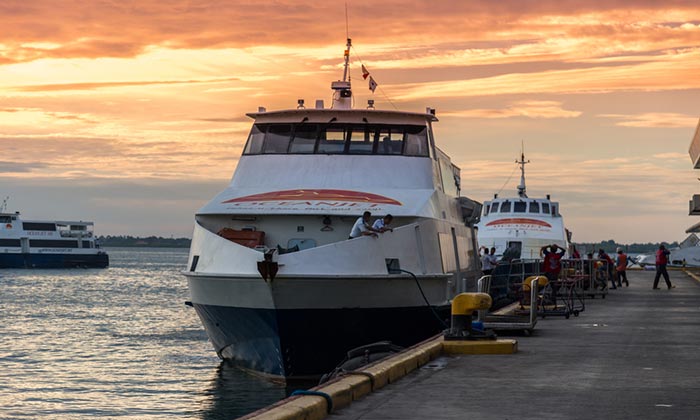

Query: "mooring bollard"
(444, 293), (497, 340)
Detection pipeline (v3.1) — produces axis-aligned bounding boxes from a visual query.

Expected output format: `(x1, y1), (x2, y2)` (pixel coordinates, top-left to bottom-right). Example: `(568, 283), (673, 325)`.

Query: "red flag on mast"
(361, 64), (370, 80)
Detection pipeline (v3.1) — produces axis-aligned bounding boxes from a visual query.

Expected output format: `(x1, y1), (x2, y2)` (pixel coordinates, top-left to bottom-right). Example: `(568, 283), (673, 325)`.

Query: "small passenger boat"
(0, 210), (109, 268)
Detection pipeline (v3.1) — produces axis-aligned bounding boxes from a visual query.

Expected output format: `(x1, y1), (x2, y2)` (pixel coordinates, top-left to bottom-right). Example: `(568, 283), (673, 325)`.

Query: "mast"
(331, 38), (353, 109)
(516, 148), (530, 198)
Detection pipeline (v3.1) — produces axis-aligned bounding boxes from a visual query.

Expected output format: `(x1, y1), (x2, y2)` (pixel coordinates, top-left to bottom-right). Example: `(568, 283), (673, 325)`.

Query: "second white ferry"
(477, 152), (570, 259)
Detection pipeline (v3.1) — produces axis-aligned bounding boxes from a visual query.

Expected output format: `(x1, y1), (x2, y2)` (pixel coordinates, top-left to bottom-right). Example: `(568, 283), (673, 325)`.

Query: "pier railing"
(487, 258), (611, 309)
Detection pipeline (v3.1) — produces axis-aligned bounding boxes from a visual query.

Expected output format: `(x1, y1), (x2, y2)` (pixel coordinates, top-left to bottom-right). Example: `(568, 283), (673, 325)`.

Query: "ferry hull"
(192, 302), (448, 378)
(0, 253), (109, 268)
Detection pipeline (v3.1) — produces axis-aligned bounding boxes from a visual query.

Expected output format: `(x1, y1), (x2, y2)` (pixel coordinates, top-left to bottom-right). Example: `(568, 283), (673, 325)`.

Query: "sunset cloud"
(441, 101), (581, 119)
(599, 112), (699, 128)
(1, 1), (698, 241)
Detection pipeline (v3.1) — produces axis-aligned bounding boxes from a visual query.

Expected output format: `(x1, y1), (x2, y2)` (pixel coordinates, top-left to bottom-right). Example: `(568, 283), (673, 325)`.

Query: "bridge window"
(490, 202), (499, 213)
(404, 127), (429, 156)
(317, 127), (346, 154)
(242, 123), (429, 157)
(529, 202), (540, 213)
(541, 203), (550, 214)
(347, 128), (375, 154)
(500, 201), (511, 212)
(262, 124), (292, 154)
(288, 124), (318, 153)
(377, 129), (403, 155)
(514, 202), (527, 213)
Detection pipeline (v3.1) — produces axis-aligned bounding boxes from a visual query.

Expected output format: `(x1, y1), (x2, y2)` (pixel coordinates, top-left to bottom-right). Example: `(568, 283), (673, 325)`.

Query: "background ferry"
(184, 39), (482, 379)
(0, 209), (109, 269)
(477, 152), (570, 260)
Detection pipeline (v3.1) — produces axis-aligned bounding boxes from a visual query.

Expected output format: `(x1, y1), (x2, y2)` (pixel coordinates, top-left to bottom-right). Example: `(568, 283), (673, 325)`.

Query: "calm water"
(0, 248), (287, 419)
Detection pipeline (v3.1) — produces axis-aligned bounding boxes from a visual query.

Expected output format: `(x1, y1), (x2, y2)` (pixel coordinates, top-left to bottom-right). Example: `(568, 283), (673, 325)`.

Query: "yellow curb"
(683, 269), (700, 284)
(442, 338), (518, 355)
(241, 335), (517, 419)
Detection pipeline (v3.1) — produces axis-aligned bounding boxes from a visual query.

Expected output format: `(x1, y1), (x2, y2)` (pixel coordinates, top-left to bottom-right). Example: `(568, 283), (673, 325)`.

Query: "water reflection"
(198, 361), (321, 419)
(199, 361), (286, 420)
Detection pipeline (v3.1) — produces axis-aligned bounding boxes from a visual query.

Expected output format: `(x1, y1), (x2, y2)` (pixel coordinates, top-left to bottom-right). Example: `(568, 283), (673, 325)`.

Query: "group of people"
(348, 211), (393, 239)
(480, 243), (675, 290)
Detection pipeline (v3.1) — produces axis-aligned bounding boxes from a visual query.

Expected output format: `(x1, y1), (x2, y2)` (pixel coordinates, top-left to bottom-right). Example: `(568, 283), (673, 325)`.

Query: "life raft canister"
(5, 223), (11, 228)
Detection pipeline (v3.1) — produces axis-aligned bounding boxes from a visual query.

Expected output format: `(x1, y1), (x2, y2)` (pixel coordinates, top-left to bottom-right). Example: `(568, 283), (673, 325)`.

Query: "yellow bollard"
(444, 293), (496, 340)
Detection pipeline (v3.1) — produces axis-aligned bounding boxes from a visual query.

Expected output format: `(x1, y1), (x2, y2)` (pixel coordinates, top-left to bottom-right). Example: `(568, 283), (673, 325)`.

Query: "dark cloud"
(0, 161), (47, 173)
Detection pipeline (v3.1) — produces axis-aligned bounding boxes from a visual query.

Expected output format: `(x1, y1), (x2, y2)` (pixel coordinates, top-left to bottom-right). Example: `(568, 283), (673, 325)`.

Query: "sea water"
(0, 248), (286, 419)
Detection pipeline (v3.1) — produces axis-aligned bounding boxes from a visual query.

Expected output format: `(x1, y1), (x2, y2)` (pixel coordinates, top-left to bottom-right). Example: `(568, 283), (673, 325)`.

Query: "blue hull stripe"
(0, 253), (109, 269)
(193, 303), (448, 378)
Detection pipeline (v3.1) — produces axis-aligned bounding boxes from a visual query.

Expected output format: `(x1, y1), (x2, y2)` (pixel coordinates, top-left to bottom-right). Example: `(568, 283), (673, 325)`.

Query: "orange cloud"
(11, 77), (239, 92)
(441, 101), (581, 119)
(599, 112), (699, 128)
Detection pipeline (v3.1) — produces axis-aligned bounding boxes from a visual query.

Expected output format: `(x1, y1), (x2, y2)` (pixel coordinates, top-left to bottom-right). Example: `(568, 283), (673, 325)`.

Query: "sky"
(1, 0), (699, 243)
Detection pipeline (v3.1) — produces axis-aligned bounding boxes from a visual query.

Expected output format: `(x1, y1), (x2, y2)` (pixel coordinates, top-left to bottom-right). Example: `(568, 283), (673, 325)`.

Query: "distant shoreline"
(94, 236), (676, 253)
(97, 236), (191, 248)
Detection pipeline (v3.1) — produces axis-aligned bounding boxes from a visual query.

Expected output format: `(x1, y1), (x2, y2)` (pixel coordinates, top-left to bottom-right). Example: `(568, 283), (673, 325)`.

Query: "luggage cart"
(552, 274), (585, 318)
(584, 259), (609, 299)
(476, 275), (538, 336)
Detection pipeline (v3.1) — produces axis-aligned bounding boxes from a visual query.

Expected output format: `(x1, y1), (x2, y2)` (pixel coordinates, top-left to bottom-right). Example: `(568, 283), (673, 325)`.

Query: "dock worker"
(615, 248), (630, 287)
(372, 214), (394, 233)
(541, 244), (566, 306)
(541, 244), (565, 282)
(653, 244), (675, 290)
(598, 249), (617, 290)
(349, 211), (378, 239)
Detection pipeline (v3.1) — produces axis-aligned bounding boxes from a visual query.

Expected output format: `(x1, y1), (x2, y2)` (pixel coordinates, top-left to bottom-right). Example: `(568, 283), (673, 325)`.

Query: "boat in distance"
(184, 39), (483, 379)
(0, 210), (109, 269)
(477, 152), (571, 260)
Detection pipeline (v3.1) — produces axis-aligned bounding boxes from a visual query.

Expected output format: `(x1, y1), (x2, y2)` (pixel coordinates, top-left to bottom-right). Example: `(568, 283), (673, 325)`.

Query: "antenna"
(516, 142), (530, 198)
(345, 2), (349, 40)
(0, 196), (8, 213)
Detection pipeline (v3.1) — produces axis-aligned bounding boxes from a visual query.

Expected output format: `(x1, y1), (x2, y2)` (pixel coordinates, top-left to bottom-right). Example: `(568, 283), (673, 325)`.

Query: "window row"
(243, 123), (431, 157)
(486, 201), (556, 215)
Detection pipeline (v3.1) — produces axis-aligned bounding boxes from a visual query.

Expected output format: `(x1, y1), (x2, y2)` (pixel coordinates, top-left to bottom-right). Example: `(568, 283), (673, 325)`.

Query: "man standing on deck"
(372, 214), (394, 233)
(480, 246), (497, 276)
(349, 211), (379, 239)
(653, 244), (675, 290)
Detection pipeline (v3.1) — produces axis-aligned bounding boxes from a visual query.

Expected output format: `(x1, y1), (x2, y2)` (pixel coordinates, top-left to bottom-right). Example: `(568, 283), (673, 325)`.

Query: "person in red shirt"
(653, 244), (675, 290)
(541, 244), (566, 306)
(615, 248), (629, 287)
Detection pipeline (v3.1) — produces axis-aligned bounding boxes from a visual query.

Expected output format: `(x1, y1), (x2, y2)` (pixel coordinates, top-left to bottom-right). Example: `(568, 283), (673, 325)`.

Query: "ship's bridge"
(242, 109), (435, 158)
(482, 197), (561, 218)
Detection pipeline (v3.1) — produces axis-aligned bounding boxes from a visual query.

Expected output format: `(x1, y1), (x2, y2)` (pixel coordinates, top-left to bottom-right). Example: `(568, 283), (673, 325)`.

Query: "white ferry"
(477, 153), (570, 259)
(184, 39), (482, 379)
(0, 211), (109, 268)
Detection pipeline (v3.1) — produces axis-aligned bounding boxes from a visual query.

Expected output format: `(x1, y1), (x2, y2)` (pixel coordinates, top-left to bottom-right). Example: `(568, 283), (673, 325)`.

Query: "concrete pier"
(330, 270), (700, 420)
